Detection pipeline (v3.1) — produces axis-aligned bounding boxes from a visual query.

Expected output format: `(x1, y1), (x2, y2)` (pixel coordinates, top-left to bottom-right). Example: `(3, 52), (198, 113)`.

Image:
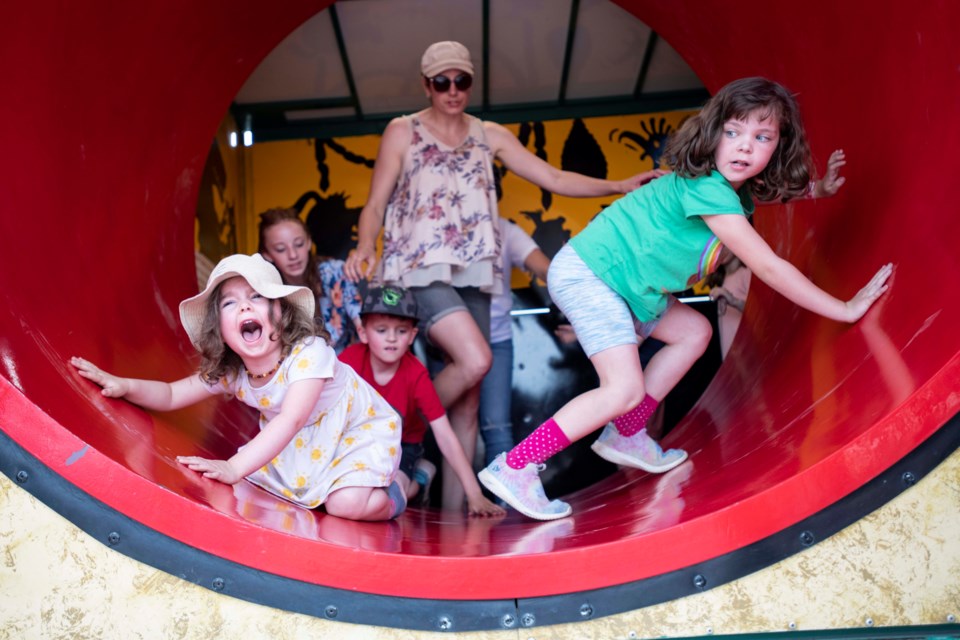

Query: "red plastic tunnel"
(2, 0), (958, 606)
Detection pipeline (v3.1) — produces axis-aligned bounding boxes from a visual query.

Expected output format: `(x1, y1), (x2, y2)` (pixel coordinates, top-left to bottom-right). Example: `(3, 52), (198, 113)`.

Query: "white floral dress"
(380, 114), (502, 293)
(204, 338), (401, 508)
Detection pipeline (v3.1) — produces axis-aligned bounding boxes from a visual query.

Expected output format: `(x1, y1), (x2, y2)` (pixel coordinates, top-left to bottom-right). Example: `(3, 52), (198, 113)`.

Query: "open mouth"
(240, 319), (263, 343)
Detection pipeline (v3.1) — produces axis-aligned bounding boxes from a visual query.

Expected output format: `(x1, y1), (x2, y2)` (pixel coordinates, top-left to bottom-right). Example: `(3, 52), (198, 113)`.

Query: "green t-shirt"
(570, 171), (754, 322)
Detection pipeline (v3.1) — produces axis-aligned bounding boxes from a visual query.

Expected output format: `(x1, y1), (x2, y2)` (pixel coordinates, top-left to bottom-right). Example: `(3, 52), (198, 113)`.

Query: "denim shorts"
(398, 441), (424, 479)
(409, 282), (491, 343)
(548, 243), (669, 357)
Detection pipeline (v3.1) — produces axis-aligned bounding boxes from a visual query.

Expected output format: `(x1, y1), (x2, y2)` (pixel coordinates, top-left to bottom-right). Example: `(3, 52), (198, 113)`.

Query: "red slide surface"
(1, 1), (957, 602)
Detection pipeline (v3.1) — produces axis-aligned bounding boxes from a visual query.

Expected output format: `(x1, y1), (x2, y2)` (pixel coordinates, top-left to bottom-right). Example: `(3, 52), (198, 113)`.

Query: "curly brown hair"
(196, 279), (318, 384)
(662, 77), (812, 202)
(257, 207), (331, 342)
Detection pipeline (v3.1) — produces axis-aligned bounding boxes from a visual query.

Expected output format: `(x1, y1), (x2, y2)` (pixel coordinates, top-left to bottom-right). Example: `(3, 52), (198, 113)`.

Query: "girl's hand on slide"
(817, 149), (847, 197)
(845, 263), (893, 322)
(69, 356), (129, 397)
(177, 456), (243, 485)
(467, 494), (507, 518)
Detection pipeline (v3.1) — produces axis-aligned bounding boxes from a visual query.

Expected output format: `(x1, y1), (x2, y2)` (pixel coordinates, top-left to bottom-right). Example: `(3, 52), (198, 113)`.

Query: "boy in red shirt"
(340, 286), (504, 517)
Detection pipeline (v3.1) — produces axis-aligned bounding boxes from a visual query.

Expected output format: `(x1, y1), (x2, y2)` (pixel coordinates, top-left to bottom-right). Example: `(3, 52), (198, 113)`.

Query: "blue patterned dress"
(316, 259), (362, 354)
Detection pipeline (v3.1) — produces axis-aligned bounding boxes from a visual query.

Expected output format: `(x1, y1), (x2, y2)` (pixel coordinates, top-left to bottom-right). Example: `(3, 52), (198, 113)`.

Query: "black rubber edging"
(517, 411), (960, 627)
(0, 411), (957, 632)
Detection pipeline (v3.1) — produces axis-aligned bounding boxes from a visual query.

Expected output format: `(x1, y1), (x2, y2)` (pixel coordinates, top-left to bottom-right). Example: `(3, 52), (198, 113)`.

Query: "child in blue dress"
(71, 253), (404, 521)
(479, 77), (892, 520)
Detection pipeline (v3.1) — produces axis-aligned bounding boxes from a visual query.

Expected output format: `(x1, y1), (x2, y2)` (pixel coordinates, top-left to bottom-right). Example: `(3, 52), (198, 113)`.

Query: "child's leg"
(479, 244), (643, 519)
(605, 300), (710, 435)
(641, 301), (713, 400)
(506, 344), (647, 471)
(324, 483), (405, 521)
(479, 345), (642, 521)
(591, 301), (709, 472)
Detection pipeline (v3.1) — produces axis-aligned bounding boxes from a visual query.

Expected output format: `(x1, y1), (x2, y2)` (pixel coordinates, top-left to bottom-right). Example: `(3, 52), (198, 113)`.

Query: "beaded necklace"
(246, 359), (282, 380)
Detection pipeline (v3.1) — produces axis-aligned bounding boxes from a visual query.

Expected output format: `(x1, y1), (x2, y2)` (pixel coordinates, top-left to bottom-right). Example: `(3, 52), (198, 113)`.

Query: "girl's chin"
(284, 266), (308, 280)
(228, 338), (277, 359)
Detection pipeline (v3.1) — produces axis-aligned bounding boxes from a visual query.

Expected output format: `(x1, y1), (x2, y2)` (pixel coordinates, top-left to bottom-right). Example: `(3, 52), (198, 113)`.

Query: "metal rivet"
(947, 613), (956, 623)
(693, 574), (707, 589)
(501, 613), (516, 628)
(901, 471), (917, 487)
(706, 626), (714, 635)
(324, 605), (338, 619)
(15, 470), (28, 483)
(521, 612), (536, 627)
(437, 616), (452, 631)
(799, 530), (815, 546)
(788, 621), (797, 629)
(628, 632), (639, 639)
(107, 531), (120, 546)
(865, 618), (874, 627)
(211, 577), (225, 591)
(579, 603), (594, 618)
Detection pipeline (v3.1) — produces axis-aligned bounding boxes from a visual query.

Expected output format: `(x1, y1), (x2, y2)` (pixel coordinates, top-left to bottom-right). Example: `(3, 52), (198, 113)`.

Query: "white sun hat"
(179, 253), (315, 348)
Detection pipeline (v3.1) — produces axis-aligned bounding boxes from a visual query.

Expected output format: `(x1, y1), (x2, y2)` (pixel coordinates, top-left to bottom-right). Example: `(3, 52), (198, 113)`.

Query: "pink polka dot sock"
(506, 417), (571, 470)
(613, 395), (659, 437)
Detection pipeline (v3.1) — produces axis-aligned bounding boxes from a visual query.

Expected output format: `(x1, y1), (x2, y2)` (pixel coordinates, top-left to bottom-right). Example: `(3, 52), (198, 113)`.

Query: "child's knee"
(325, 486), (375, 520)
(691, 313), (713, 351)
(600, 382), (645, 416)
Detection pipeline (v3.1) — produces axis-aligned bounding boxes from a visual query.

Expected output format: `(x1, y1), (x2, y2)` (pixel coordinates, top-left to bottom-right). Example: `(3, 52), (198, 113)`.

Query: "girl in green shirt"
(479, 77), (892, 520)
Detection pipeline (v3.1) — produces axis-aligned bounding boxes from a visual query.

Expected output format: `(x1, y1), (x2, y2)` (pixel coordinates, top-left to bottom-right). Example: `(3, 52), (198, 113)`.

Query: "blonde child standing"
(71, 253), (405, 521)
(479, 77), (892, 520)
(339, 286), (505, 517)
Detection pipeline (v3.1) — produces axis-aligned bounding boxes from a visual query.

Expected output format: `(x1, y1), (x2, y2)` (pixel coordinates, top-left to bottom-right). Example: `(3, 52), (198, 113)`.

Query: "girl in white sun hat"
(70, 253), (405, 521)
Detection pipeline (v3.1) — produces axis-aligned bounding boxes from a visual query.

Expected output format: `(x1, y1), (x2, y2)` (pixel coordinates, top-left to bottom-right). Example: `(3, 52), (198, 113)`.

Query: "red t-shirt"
(339, 343), (445, 444)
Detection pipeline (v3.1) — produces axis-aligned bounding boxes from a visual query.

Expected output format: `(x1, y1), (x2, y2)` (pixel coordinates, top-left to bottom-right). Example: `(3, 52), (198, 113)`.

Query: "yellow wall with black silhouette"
(198, 109), (697, 288)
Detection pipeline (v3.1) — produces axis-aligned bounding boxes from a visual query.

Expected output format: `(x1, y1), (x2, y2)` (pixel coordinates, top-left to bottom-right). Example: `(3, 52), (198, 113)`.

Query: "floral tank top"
(380, 114), (502, 294)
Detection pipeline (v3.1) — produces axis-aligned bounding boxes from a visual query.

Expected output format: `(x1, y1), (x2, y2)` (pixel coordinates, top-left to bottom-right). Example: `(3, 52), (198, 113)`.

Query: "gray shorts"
(548, 243), (671, 357)
(409, 282), (491, 344)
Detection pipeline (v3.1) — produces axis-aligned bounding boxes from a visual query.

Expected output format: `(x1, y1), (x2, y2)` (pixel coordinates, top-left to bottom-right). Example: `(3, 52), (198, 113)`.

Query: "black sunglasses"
(426, 73), (473, 93)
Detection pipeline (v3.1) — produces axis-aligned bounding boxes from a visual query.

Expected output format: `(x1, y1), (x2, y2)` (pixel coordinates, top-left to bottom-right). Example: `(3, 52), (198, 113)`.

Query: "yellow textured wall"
(2, 448), (958, 639)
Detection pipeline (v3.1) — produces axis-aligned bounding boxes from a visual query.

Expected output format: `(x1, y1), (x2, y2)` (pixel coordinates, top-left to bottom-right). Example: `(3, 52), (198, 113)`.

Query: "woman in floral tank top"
(346, 41), (659, 512)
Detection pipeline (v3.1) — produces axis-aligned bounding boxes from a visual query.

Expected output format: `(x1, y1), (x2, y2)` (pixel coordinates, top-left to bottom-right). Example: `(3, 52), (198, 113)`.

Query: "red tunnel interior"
(2, 0), (959, 602)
